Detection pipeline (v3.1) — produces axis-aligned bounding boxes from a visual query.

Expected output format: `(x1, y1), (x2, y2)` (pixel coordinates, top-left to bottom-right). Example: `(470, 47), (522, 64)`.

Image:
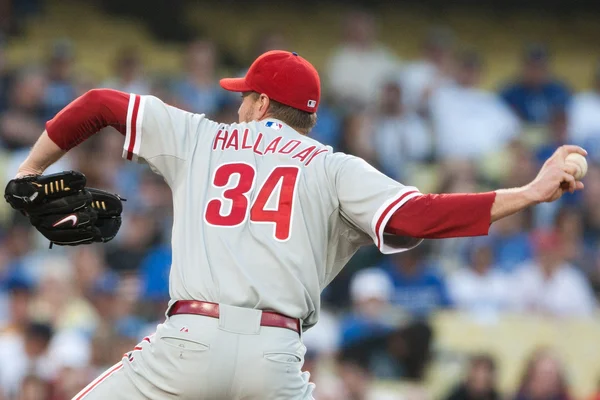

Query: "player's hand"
(525, 145), (586, 203)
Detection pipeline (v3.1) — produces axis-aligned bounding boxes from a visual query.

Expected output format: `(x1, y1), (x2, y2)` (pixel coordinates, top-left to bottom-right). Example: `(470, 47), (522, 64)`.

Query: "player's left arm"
(17, 89), (129, 177)
(385, 145), (586, 238)
(17, 90), (129, 176)
(16, 89), (217, 183)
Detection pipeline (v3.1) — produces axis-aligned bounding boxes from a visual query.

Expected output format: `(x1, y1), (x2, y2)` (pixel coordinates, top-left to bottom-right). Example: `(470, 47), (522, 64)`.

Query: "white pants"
(72, 304), (315, 400)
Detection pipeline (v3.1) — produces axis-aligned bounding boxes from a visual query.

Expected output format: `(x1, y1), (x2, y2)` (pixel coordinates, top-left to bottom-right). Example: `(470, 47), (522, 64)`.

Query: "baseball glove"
(4, 171), (124, 247)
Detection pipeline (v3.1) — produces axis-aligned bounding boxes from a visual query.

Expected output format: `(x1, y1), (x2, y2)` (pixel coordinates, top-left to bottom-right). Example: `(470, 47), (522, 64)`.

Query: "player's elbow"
(81, 88), (129, 107)
(385, 221), (425, 238)
(81, 88), (112, 105)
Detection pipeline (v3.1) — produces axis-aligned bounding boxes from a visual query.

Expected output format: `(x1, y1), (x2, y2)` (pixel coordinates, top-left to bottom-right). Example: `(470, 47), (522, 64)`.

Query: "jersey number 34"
(204, 163), (300, 241)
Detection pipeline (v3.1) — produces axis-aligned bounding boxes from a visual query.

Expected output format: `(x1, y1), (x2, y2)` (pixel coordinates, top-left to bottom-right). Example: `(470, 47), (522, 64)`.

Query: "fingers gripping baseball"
(561, 162), (578, 179)
(560, 171), (576, 194)
(557, 146), (588, 186)
(528, 146), (587, 203)
(557, 144), (588, 159)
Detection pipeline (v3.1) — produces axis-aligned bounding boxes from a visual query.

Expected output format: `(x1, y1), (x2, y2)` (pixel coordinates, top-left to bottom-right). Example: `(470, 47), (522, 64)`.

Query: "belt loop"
(218, 304), (261, 335)
(165, 301), (176, 319)
(298, 319), (303, 340)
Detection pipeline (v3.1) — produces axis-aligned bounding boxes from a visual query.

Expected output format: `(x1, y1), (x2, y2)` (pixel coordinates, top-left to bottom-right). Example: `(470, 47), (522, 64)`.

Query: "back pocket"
(263, 352), (303, 365)
(160, 336), (210, 352)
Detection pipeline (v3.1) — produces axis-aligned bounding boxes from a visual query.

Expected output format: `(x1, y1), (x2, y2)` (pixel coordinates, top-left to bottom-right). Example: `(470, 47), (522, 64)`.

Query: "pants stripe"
(72, 362), (123, 400)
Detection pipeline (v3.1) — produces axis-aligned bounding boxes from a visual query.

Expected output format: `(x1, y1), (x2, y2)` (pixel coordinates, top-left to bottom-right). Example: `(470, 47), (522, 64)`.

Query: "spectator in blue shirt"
(535, 109), (568, 163)
(339, 268), (405, 379)
(489, 212), (533, 272)
(173, 39), (226, 117)
(581, 163), (600, 248)
(138, 245), (172, 321)
(0, 271), (34, 331)
(139, 246), (171, 302)
(500, 44), (570, 125)
(380, 243), (452, 317)
(340, 268), (396, 347)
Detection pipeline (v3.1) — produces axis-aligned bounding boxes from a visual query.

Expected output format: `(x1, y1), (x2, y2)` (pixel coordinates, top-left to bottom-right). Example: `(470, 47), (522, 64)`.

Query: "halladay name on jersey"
(212, 128), (329, 167)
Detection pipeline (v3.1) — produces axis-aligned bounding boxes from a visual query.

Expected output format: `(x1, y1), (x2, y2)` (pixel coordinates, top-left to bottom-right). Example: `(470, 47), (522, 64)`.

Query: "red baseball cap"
(220, 50), (320, 113)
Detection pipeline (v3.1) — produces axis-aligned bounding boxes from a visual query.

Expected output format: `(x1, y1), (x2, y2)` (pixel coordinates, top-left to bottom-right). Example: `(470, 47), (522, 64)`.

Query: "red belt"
(168, 300), (300, 334)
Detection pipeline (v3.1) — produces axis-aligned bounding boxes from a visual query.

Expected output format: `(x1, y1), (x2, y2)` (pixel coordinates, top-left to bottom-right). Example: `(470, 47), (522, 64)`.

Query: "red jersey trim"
(123, 94), (146, 161)
(371, 187), (422, 253)
(72, 362), (123, 399)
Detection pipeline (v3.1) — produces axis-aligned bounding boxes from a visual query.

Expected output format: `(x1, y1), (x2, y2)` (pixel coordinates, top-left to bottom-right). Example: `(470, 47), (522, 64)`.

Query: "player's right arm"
(384, 145), (586, 240)
(16, 89), (218, 184)
(332, 145), (586, 253)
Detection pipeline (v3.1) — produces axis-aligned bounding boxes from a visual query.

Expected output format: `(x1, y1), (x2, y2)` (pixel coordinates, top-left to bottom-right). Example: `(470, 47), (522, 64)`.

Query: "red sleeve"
(384, 192), (496, 239)
(45, 89), (130, 151)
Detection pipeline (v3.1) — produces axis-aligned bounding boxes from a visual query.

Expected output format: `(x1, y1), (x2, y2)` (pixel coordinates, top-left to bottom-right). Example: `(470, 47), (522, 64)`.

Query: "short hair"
(524, 43), (549, 63)
(25, 322), (53, 343)
(458, 49), (483, 70)
(251, 93), (317, 135)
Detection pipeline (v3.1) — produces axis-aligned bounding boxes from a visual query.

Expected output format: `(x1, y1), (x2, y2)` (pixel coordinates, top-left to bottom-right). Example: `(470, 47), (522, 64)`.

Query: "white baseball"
(565, 153), (588, 180)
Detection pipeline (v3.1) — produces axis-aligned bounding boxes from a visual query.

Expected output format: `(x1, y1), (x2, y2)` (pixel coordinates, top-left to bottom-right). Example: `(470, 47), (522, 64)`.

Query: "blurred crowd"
(0, 5), (599, 400)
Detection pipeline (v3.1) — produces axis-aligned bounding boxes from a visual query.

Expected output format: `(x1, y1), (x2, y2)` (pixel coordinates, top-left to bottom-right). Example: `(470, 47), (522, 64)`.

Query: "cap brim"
(219, 78), (252, 92)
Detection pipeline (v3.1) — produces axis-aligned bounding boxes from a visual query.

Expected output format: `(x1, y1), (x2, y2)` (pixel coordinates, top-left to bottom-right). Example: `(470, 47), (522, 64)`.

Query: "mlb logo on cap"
(307, 100), (317, 108)
(265, 121), (283, 130)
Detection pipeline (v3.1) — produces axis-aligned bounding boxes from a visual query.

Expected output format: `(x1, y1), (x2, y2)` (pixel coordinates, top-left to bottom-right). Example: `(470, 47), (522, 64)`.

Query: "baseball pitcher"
(6, 50), (586, 399)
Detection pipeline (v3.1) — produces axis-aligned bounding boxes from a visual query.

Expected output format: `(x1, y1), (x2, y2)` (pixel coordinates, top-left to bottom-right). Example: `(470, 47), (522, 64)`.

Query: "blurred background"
(0, 0), (600, 399)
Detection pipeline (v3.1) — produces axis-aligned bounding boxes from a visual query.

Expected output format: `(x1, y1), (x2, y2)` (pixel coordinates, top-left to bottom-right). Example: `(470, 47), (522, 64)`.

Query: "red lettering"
(206, 164), (299, 241)
(250, 166), (300, 241)
(264, 137), (282, 154)
(279, 140), (301, 154)
(205, 163), (255, 227)
(253, 133), (264, 155)
(305, 148), (329, 166)
(241, 129), (253, 150)
(213, 129), (228, 150)
(291, 146), (316, 163)
(224, 129), (239, 150)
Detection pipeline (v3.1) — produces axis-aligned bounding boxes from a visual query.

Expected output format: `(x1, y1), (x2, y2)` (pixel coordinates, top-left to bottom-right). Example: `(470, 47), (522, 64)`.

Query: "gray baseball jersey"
(122, 94), (422, 329)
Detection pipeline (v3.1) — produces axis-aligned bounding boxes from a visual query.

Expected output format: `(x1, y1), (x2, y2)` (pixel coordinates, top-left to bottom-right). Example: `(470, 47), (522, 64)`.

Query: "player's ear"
(257, 94), (270, 119)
